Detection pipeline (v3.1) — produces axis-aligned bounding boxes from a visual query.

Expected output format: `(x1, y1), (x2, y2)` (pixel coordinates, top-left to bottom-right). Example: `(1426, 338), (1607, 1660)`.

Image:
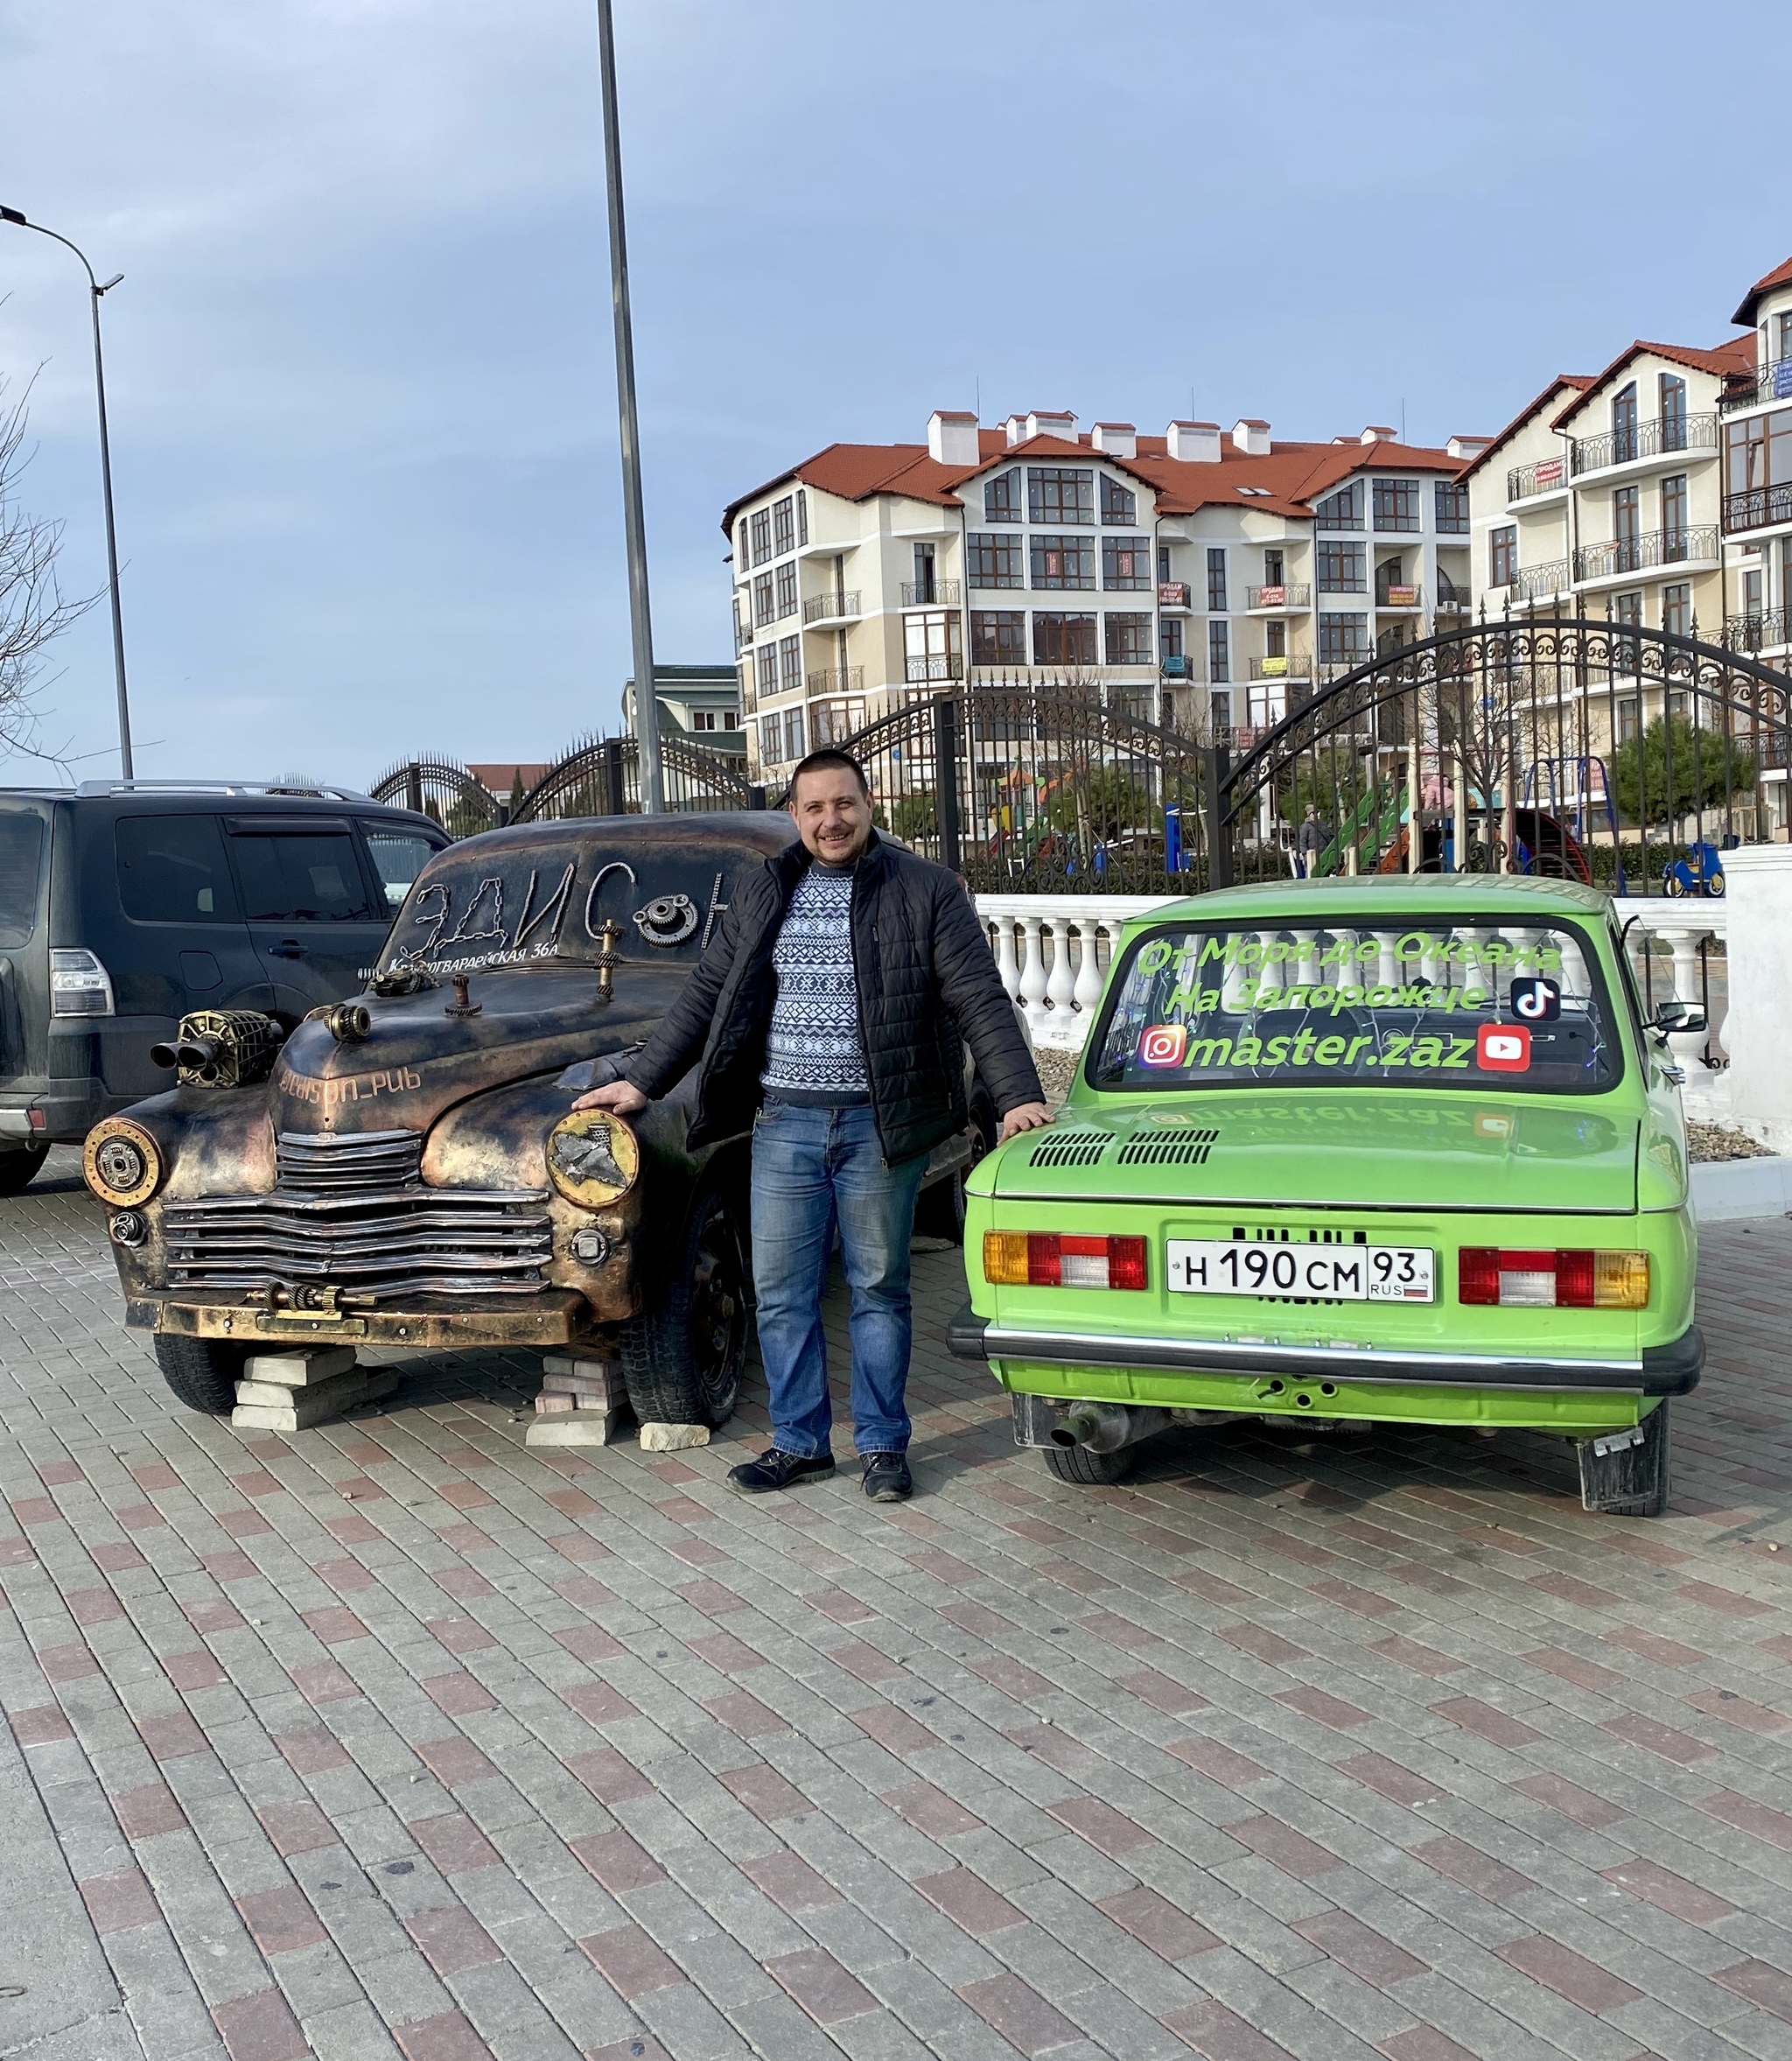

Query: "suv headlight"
(51, 949), (116, 1018)
(84, 1118), (162, 1206)
(544, 1109), (640, 1207)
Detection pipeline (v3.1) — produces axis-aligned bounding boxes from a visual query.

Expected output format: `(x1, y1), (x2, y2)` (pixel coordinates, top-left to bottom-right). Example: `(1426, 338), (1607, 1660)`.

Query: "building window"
(691, 710), (719, 732)
(970, 609), (1026, 667)
(1662, 582), (1690, 639)
(1027, 466), (1094, 526)
(1372, 478), (1420, 531)
(1105, 613), (1153, 665)
(1315, 481), (1363, 530)
(1612, 382), (1639, 466)
(1615, 698), (1641, 743)
(738, 662), (751, 712)
(912, 542), (937, 604)
(1210, 689), (1232, 731)
(1780, 312), (1792, 365)
(775, 562), (799, 617)
(1660, 374), (1687, 453)
(1031, 535), (1096, 589)
(752, 571), (774, 627)
(796, 489), (808, 546)
(1435, 480), (1469, 533)
(783, 706), (805, 763)
(755, 648), (779, 701)
(1206, 548), (1228, 613)
(1613, 485), (1641, 571)
(1100, 475), (1137, 526)
(1265, 620), (1287, 659)
(773, 496), (795, 557)
(984, 468), (1022, 523)
(1319, 613), (1368, 666)
(1102, 536), (1152, 589)
(1317, 540), (1366, 592)
(750, 508), (772, 566)
(905, 611), (962, 683)
(1159, 615), (1185, 662)
(780, 634), (802, 694)
(812, 698), (864, 746)
(1208, 620), (1229, 683)
(1263, 548), (1284, 586)
(760, 714), (782, 764)
(736, 520), (747, 567)
(1157, 543), (1172, 585)
(968, 533), (1025, 587)
(1489, 524), (1517, 588)
(1661, 473), (1688, 550)
(1032, 612), (1097, 666)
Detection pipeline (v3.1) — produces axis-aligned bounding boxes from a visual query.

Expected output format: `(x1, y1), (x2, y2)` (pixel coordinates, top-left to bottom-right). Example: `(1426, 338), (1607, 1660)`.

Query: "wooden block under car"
(242, 1345), (359, 1389)
(524, 1409), (618, 1447)
(232, 1368), (399, 1432)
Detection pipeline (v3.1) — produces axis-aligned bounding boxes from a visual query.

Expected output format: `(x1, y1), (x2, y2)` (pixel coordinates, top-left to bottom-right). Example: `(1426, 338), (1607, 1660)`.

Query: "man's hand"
(572, 1081), (649, 1116)
(999, 1101), (1052, 1140)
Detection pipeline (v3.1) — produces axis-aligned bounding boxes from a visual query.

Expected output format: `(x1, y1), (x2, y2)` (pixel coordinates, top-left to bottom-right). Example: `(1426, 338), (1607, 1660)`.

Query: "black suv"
(0, 782), (446, 1189)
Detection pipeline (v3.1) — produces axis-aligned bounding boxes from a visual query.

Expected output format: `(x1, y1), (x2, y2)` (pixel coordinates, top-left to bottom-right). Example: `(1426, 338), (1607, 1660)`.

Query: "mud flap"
(1012, 1392), (1064, 1448)
(1577, 1399), (1671, 1517)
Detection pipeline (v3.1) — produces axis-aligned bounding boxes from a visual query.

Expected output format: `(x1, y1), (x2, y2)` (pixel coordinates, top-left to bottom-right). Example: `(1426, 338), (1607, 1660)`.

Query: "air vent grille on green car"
(1026, 1130), (1113, 1168)
(1116, 1129), (1220, 1167)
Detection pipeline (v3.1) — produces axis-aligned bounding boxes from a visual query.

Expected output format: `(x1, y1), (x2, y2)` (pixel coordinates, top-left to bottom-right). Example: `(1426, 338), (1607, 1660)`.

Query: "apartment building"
(725, 413), (1484, 781)
(1723, 255), (1792, 662)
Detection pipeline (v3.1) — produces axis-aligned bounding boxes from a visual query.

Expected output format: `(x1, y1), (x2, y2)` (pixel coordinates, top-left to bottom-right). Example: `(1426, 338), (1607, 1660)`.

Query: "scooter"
(1663, 839), (1726, 898)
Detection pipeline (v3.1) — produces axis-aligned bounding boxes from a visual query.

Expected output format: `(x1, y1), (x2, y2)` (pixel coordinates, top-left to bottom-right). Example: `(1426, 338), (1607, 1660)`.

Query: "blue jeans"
(749, 1098), (928, 1458)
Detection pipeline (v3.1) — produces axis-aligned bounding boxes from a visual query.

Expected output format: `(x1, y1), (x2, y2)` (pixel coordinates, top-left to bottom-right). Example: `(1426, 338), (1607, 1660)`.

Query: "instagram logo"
(1138, 1023), (1187, 1068)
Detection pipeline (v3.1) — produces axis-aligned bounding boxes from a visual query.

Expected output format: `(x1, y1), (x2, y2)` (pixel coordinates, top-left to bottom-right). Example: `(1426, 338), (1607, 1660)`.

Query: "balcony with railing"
(1569, 411), (1718, 476)
(1160, 653), (1192, 679)
(900, 578), (962, 607)
(1375, 581), (1424, 610)
(1249, 653), (1312, 681)
(1723, 484), (1792, 535)
(1572, 525), (1718, 583)
(1726, 608), (1791, 652)
(904, 652), (965, 684)
(802, 589), (861, 626)
(734, 619), (753, 654)
(1158, 581), (1192, 609)
(1720, 359), (1792, 413)
(1245, 583), (1312, 610)
(1492, 558), (1572, 603)
(806, 666), (864, 697)
(1435, 580), (1473, 612)
(1507, 454), (1568, 502)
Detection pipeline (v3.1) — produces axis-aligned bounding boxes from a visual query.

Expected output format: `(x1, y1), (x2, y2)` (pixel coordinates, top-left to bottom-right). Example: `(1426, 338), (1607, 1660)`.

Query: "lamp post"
(594, 0), (663, 814)
(0, 207), (134, 778)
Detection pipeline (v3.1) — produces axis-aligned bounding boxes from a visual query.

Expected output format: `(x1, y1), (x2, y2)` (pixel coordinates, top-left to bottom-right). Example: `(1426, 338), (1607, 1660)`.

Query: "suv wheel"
(154, 1335), (248, 1415)
(620, 1186), (748, 1428)
(914, 1084), (996, 1244)
(0, 1144), (48, 1195)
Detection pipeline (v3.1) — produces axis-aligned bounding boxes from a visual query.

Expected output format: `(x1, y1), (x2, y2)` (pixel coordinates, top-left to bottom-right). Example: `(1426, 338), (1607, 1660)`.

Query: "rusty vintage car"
(86, 813), (994, 1426)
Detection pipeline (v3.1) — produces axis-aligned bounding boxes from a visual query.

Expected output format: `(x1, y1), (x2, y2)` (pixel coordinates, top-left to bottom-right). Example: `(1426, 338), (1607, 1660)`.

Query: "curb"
(1690, 1154), (1792, 1223)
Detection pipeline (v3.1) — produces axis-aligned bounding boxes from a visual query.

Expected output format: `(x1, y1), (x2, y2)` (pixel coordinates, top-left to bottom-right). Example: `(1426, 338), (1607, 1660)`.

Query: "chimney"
(1446, 433), (1492, 460)
(1166, 420), (1222, 463)
(1090, 421), (1136, 457)
(1026, 410), (1077, 443)
(1232, 418), (1271, 456)
(1361, 425), (1397, 445)
(928, 410), (979, 466)
(1004, 413), (1029, 447)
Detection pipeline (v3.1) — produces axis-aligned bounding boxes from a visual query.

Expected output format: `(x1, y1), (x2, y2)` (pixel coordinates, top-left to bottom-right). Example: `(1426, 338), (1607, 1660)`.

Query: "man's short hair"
(788, 749), (869, 796)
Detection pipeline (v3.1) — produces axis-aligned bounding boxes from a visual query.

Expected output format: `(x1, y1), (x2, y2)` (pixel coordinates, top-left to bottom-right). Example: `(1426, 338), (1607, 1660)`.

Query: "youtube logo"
(1476, 1023), (1531, 1072)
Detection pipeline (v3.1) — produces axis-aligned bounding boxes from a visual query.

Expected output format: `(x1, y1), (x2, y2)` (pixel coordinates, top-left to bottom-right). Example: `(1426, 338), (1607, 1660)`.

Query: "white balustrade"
(1611, 899), (1728, 1069)
(976, 894), (1177, 1049)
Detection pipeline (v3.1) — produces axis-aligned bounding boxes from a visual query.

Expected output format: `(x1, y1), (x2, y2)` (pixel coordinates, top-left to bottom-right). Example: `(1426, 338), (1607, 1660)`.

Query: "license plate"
(1166, 1239), (1435, 1303)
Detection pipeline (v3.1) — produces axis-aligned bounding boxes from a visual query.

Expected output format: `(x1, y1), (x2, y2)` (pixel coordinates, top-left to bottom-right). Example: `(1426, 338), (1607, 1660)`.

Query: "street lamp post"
(594, 0), (663, 815)
(0, 207), (134, 778)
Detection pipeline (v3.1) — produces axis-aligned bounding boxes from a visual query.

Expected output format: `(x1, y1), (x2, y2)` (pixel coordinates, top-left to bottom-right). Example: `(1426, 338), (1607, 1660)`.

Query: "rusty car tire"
(619, 1185), (748, 1428)
(154, 1334), (248, 1415)
(0, 1145), (48, 1195)
(1041, 1441), (1137, 1487)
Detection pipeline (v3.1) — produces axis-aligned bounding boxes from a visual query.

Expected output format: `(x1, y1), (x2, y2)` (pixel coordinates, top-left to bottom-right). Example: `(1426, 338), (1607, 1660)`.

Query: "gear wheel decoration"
(632, 894), (698, 946)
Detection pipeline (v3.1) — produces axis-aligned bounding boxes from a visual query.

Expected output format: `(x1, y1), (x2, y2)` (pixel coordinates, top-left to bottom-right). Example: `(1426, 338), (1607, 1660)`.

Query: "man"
(575, 750), (1048, 1502)
(1296, 803), (1326, 879)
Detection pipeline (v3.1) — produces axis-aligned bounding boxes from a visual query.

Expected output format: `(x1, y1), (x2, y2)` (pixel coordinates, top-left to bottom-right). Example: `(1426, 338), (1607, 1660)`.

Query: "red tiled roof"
(1733, 254), (1792, 329)
(468, 762), (550, 795)
(1453, 375), (1596, 483)
(1549, 335), (1756, 426)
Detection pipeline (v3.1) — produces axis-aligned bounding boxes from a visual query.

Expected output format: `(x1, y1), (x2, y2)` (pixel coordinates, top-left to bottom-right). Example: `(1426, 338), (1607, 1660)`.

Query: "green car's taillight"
(1459, 1248), (1649, 1309)
(984, 1231), (1148, 1290)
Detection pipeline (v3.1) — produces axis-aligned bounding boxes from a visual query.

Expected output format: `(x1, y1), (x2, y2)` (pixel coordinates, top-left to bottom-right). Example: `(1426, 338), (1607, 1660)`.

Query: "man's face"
(789, 767), (873, 864)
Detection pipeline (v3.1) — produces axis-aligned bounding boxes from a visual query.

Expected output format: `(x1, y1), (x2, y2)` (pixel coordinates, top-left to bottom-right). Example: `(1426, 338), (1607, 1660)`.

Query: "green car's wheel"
(1577, 1399), (1671, 1518)
(1042, 1441), (1136, 1487)
(154, 1335), (247, 1415)
(620, 1185), (748, 1428)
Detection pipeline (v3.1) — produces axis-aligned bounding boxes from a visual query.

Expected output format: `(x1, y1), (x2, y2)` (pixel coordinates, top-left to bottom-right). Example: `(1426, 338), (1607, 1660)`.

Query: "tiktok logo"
(1509, 977), (1561, 1022)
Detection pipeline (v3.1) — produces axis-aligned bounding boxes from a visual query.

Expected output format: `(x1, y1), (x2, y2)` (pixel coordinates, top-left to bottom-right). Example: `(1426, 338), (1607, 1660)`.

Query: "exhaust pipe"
(1051, 1402), (1170, 1455)
(150, 1035), (224, 1076)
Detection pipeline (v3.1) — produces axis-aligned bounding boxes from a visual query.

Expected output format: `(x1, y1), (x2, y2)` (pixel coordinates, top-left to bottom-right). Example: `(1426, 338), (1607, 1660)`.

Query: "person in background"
(1297, 804), (1326, 879)
(574, 750), (1048, 1504)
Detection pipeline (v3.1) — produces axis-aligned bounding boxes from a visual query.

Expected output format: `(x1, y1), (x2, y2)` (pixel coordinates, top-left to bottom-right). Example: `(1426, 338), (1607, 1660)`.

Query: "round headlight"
(545, 1109), (640, 1208)
(83, 1118), (162, 1207)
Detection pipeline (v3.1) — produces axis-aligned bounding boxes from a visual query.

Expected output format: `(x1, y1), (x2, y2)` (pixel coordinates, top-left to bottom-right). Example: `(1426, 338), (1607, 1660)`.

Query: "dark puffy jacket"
(624, 831), (1043, 1163)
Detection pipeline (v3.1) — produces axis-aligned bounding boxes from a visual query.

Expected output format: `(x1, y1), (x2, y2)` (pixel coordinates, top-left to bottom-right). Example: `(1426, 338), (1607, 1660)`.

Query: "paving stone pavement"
(5, 1147), (1792, 2061)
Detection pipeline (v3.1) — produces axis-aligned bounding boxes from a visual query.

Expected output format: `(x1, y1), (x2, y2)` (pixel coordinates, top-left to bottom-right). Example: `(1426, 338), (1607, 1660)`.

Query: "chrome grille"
(276, 1129), (424, 1191)
(163, 1187), (552, 1300)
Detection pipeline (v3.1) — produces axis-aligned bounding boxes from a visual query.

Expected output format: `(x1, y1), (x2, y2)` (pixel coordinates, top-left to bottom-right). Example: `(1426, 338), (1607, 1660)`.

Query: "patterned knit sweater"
(760, 862), (870, 1104)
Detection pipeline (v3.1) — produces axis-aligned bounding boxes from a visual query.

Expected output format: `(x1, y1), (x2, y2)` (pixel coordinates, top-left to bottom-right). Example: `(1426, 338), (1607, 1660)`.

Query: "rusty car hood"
(271, 962), (686, 1135)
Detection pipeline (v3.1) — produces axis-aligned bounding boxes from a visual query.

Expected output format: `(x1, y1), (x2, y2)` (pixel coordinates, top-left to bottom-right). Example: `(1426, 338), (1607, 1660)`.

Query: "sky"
(0, 0), (1789, 791)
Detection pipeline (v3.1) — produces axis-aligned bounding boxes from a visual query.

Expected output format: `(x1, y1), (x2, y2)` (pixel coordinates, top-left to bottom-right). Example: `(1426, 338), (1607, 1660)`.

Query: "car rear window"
(116, 814), (241, 923)
(0, 810), (46, 948)
(1089, 913), (1621, 1096)
(232, 834), (380, 922)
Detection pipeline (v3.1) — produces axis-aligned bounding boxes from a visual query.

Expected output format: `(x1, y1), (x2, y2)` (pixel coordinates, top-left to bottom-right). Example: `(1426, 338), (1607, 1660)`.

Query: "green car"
(950, 877), (1704, 1518)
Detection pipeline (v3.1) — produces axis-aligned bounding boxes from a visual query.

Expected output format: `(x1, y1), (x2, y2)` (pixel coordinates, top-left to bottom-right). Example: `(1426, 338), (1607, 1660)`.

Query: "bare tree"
(0, 376), (99, 758)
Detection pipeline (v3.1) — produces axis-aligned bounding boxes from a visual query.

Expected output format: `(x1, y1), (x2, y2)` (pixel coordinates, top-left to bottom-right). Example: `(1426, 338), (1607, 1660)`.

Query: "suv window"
(0, 810), (46, 947)
(116, 814), (241, 924)
(363, 828), (438, 911)
(232, 834), (380, 922)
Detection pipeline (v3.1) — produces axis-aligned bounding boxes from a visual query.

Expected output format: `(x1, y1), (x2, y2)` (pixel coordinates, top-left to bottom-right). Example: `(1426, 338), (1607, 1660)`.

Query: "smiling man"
(576, 751), (1046, 1501)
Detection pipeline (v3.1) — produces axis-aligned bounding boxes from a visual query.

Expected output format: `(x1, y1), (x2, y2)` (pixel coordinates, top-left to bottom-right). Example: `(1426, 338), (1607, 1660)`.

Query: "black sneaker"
(861, 1451), (913, 1503)
(726, 1448), (836, 1495)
